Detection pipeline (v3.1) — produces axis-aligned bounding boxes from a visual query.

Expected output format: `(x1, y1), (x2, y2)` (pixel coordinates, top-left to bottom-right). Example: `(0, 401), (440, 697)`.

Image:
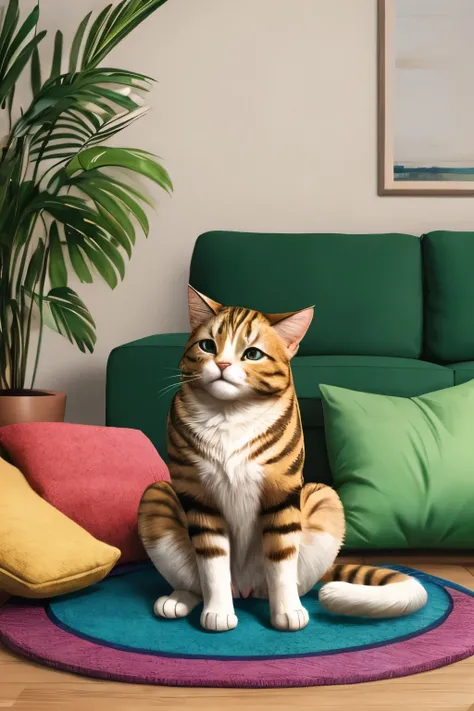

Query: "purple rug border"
(1, 583), (474, 687)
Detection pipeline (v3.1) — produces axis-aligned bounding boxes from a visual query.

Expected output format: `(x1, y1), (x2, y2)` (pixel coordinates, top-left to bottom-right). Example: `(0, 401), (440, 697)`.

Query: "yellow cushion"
(0, 458), (120, 598)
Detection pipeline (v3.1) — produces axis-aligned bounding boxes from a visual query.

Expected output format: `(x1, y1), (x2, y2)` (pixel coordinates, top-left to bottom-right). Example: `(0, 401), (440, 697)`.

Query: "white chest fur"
(184, 393), (281, 559)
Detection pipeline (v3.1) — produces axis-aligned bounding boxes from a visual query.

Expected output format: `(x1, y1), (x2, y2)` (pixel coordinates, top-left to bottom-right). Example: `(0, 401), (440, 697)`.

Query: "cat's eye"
(199, 339), (217, 355)
(243, 347), (264, 361)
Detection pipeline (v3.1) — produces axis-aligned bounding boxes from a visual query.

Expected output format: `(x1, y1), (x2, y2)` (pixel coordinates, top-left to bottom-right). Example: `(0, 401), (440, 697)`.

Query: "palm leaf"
(38, 197), (107, 237)
(48, 221), (68, 287)
(24, 238), (45, 292)
(95, 204), (133, 257)
(31, 130), (88, 147)
(65, 226), (93, 283)
(0, 0), (19, 75)
(63, 106), (102, 134)
(85, 105), (150, 145)
(84, 0), (169, 68)
(37, 286), (96, 353)
(87, 230), (125, 280)
(6, 82), (15, 127)
(104, 172), (155, 207)
(30, 45), (41, 96)
(97, 0), (128, 51)
(81, 4), (113, 69)
(49, 30), (63, 80)
(87, 176), (149, 234)
(69, 11), (92, 73)
(27, 83), (146, 167)
(80, 241), (118, 289)
(74, 176), (136, 242)
(0, 4), (38, 78)
(52, 121), (92, 140)
(30, 141), (84, 159)
(76, 182), (134, 256)
(66, 146), (173, 193)
(39, 196), (128, 288)
(16, 80), (121, 134)
(86, 85), (140, 111)
(0, 30), (46, 105)
(18, 68), (150, 149)
(80, 67), (155, 86)
(0, 148), (20, 221)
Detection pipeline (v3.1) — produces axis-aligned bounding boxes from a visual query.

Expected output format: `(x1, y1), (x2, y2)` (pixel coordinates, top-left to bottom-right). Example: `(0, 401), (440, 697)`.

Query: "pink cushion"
(0, 423), (170, 564)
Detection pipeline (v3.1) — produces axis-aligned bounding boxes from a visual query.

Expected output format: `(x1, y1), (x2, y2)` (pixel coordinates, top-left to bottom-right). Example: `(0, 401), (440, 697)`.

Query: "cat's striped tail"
(318, 564), (427, 618)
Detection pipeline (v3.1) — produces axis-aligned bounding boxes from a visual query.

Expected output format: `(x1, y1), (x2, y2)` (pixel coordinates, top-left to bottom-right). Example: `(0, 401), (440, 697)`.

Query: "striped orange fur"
(138, 287), (427, 631)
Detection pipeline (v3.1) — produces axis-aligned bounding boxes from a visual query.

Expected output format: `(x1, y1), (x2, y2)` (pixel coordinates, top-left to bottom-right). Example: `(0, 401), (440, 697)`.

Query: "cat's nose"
(216, 362), (231, 371)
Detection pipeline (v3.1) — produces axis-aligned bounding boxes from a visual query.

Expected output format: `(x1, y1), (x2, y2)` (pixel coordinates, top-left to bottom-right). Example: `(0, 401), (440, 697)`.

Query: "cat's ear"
(265, 307), (314, 358)
(188, 285), (222, 330)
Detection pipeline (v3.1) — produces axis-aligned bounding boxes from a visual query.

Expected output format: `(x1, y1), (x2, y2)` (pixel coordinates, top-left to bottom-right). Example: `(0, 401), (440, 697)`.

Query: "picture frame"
(378, 0), (474, 196)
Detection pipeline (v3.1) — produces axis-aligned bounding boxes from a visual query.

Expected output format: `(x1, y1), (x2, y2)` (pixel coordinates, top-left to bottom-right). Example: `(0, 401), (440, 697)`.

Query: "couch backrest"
(189, 231), (422, 358)
(423, 231), (474, 363)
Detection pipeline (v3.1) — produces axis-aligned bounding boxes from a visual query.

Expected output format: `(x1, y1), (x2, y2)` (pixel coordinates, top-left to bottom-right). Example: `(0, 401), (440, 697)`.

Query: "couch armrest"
(106, 333), (189, 459)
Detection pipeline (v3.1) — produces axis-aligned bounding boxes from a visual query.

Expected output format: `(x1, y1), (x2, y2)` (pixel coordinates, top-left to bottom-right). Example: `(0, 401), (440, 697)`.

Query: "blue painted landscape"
(394, 166), (474, 182)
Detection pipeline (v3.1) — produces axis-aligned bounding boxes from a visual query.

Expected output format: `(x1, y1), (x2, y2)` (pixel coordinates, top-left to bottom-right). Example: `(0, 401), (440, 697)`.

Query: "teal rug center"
(48, 567), (449, 658)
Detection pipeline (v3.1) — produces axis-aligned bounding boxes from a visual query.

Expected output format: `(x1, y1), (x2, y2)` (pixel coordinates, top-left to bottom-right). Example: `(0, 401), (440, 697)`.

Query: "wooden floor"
(2, 556), (474, 711)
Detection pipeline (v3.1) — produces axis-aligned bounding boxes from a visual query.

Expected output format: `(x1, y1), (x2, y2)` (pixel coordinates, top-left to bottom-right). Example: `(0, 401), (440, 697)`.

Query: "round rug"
(1, 564), (473, 687)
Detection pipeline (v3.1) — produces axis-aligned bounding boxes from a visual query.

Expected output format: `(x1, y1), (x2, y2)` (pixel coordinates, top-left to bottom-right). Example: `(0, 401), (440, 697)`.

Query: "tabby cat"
(138, 287), (427, 632)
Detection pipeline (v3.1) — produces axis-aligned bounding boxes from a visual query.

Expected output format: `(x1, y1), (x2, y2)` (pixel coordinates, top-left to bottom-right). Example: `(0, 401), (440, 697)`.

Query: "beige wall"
(31, 0), (474, 424)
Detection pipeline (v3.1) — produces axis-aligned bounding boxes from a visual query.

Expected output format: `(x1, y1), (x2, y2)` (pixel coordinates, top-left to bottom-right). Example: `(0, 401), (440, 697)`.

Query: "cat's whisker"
(156, 383), (184, 399)
(157, 375), (203, 398)
(158, 373), (200, 387)
(158, 380), (202, 397)
(162, 369), (202, 380)
(157, 380), (185, 394)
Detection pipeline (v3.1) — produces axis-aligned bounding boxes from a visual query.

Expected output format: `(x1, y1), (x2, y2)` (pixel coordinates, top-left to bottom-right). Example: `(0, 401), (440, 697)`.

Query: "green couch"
(106, 229), (474, 487)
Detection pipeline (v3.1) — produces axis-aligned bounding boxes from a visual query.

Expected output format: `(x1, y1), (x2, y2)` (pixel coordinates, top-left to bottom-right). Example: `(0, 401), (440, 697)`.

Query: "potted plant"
(0, 0), (171, 425)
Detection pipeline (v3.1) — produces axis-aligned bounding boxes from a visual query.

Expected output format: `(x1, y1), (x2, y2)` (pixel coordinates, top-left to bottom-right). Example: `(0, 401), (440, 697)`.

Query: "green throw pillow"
(320, 380), (474, 549)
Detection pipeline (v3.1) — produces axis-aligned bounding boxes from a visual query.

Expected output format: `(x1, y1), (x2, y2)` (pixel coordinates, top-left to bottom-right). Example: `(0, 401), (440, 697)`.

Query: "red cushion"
(0, 423), (170, 564)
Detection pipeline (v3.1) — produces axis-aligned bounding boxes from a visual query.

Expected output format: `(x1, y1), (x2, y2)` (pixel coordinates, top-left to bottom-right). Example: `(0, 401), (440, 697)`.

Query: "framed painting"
(378, 0), (474, 196)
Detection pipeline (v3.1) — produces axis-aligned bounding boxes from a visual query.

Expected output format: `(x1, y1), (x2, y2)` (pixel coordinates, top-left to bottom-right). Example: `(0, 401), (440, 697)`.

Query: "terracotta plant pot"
(0, 390), (66, 427)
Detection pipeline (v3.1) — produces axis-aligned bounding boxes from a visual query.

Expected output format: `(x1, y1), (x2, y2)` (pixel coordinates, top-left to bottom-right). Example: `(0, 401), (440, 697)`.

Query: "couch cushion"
(190, 231), (422, 358)
(0, 423), (170, 564)
(320, 380), (474, 549)
(107, 333), (190, 458)
(423, 231), (474, 362)
(447, 361), (474, 386)
(293, 355), (453, 427)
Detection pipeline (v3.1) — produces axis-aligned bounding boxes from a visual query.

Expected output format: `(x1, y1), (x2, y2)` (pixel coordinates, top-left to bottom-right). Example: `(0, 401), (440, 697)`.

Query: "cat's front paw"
(154, 590), (200, 619)
(200, 608), (238, 632)
(272, 606), (309, 631)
